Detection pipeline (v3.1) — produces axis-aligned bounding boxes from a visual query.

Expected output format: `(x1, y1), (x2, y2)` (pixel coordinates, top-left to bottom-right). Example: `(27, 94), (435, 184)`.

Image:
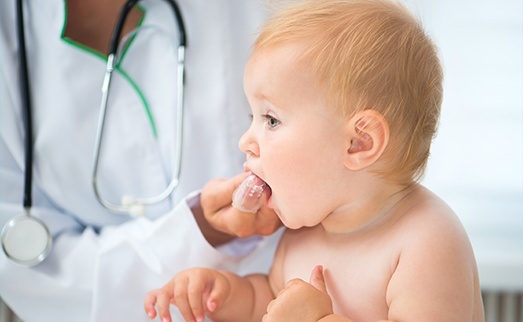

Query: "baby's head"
(253, 0), (443, 185)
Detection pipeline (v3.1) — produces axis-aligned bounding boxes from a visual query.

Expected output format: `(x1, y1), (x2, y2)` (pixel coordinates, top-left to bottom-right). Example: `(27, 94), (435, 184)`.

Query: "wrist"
(189, 193), (235, 247)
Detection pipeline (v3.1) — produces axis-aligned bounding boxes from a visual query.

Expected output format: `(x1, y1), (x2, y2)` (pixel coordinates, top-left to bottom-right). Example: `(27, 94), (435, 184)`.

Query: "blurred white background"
(1, 0), (522, 321)
(407, 0), (522, 291)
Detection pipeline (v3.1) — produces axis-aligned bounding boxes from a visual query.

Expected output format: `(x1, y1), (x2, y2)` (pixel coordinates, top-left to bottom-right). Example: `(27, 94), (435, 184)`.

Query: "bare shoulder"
(394, 185), (470, 245)
(390, 185), (479, 297)
(386, 184), (484, 322)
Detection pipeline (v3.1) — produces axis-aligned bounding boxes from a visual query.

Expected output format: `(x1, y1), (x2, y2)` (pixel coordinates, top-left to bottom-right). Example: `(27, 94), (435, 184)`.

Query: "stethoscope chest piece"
(1, 215), (52, 266)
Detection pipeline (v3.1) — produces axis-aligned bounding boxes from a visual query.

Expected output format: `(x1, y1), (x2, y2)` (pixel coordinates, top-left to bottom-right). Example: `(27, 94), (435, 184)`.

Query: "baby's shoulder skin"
(382, 185), (484, 321)
(388, 185), (467, 241)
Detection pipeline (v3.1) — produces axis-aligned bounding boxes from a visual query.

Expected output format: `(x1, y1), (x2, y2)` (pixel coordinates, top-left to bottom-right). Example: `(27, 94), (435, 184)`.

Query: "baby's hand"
(263, 265), (333, 322)
(144, 268), (231, 322)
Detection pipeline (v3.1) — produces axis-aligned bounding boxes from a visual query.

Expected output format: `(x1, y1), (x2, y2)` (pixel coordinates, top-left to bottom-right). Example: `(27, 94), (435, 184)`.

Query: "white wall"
(406, 0), (523, 291)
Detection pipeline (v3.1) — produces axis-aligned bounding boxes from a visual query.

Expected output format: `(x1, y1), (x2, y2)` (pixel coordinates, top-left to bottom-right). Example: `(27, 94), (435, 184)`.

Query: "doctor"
(0, 0), (282, 321)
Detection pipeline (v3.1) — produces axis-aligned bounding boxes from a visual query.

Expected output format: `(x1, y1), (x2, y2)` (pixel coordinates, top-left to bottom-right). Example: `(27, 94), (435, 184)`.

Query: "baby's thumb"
(205, 279), (229, 313)
(309, 265), (327, 293)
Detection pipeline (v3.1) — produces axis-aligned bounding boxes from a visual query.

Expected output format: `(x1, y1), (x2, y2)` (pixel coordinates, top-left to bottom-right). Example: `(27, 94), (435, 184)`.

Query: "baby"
(145, 0), (485, 321)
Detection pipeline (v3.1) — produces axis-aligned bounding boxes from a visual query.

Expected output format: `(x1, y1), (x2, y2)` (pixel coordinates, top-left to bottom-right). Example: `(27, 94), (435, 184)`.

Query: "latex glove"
(232, 173), (267, 213)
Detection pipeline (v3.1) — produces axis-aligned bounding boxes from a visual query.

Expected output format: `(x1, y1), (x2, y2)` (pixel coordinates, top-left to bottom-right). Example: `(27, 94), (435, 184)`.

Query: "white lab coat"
(0, 0), (281, 321)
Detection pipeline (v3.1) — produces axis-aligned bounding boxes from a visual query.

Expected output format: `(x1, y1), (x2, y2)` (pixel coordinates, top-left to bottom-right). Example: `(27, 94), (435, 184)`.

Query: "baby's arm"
(144, 268), (274, 322)
(384, 214), (480, 322)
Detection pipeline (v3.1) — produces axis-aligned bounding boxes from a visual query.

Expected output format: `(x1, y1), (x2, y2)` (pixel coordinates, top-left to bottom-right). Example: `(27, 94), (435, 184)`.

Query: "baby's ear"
(343, 110), (389, 170)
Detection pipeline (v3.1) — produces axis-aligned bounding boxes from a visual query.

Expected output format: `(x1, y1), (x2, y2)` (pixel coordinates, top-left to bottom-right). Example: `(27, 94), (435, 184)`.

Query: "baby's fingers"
(157, 290), (176, 322)
(143, 288), (174, 322)
(144, 290), (159, 319)
(186, 270), (231, 320)
(205, 279), (229, 313)
(173, 275), (204, 322)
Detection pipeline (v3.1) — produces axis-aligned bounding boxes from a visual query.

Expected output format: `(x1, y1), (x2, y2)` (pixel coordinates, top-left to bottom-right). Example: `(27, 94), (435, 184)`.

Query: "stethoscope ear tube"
(108, 0), (140, 56)
(92, 0), (187, 216)
(0, 0), (53, 266)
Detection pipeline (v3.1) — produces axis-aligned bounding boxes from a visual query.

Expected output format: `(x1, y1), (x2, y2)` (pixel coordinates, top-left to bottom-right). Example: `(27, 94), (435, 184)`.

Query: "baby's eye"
(263, 114), (281, 128)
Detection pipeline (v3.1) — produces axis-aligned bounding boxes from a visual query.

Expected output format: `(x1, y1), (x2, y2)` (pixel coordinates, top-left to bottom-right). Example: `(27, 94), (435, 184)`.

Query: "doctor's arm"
(0, 137), (276, 322)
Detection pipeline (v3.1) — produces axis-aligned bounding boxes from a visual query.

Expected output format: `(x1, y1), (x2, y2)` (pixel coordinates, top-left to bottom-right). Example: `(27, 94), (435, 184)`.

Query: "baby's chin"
(279, 216), (304, 230)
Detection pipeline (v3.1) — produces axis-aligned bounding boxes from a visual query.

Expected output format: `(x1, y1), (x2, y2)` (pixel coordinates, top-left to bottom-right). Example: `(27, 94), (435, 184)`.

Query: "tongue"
(232, 173), (267, 213)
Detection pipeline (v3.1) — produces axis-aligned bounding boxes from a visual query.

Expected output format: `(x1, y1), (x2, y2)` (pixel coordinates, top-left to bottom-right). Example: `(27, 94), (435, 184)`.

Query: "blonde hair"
(254, 0), (443, 184)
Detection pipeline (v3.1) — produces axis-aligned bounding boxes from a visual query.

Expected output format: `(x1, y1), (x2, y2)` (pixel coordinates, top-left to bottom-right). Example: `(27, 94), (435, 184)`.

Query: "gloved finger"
(202, 173), (250, 215)
(232, 173), (266, 213)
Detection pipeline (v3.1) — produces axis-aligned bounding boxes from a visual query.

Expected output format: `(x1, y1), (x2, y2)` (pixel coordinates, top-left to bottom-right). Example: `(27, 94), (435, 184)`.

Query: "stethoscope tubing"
(0, 0), (53, 267)
(16, 0), (33, 211)
(92, 0), (187, 215)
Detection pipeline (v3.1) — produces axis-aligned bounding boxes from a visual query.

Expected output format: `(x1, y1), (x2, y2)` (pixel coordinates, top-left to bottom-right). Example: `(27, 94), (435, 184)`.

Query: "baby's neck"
(320, 183), (417, 236)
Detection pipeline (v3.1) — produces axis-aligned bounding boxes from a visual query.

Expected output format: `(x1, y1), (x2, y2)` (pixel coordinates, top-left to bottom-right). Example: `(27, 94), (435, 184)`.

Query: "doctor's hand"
(144, 268), (231, 322)
(201, 172), (282, 239)
(263, 265), (335, 322)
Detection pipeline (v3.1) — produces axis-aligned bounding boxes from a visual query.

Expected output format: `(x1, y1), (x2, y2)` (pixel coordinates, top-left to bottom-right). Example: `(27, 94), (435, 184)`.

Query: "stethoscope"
(93, 0), (186, 217)
(1, 0), (187, 266)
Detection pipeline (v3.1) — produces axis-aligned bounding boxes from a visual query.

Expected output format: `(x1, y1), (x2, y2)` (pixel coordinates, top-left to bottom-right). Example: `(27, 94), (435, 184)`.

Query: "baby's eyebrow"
(253, 92), (267, 101)
(254, 92), (282, 111)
